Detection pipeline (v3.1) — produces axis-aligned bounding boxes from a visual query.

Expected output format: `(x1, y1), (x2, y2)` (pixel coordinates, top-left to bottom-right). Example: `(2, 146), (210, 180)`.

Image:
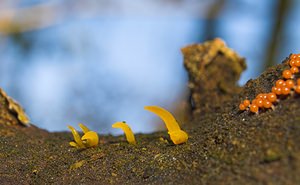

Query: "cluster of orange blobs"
(239, 53), (300, 114)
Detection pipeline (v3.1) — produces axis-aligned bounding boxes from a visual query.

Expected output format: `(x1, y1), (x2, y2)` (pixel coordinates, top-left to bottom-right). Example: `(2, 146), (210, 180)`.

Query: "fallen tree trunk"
(0, 39), (299, 184)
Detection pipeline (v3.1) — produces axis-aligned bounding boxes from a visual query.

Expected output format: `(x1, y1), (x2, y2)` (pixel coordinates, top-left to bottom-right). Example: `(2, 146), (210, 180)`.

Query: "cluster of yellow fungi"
(68, 123), (99, 149)
(68, 105), (188, 149)
(239, 53), (300, 114)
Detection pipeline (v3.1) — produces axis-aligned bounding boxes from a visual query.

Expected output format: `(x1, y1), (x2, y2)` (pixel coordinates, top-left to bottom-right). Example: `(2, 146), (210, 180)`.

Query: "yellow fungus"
(144, 105), (188, 145)
(81, 131), (99, 147)
(112, 121), (136, 145)
(68, 125), (85, 148)
(68, 123), (99, 149)
(79, 123), (90, 134)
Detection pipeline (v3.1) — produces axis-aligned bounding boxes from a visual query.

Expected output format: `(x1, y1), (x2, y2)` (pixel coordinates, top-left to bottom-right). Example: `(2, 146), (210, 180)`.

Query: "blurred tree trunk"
(263, 0), (292, 70)
(202, 0), (226, 41)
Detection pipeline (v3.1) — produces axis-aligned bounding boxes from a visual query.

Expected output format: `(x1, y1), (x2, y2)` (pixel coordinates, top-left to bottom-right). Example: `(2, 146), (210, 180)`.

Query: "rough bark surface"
(182, 38), (246, 116)
(0, 39), (299, 185)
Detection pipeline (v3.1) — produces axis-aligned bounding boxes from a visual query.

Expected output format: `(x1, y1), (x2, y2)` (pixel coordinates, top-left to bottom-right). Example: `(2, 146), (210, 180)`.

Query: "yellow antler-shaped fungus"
(144, 105), (188, 145)
(112, 121), (136, 145)
(68, 123), (99, 149)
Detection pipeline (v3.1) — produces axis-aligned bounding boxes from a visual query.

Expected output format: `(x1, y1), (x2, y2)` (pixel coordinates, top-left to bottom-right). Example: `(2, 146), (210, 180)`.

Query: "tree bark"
(0, 39), (299, 184)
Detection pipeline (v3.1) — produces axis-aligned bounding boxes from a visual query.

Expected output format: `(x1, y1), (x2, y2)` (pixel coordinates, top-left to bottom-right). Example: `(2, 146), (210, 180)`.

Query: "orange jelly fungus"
(263, 100), (272, 109)
(290, 60), (296, 67)
(251, 99), (258, 105)
(282, 70), (292, 79)
(295, 85), (300, 93)
(274, 87), (282, 95)
(256, 94), (264, 99)
(290, 54), (298, 60)
(249, 104), (259, 113)
(271, 86), (277, 93)
(297, 78), (300, 85)
(239, 103), (246, 111)
(256, 98), (264, 107)
(281, 87), (291, 95)
(263, 94), (268, 99)
(239, 53), (300, 114)
(243, 99), (250, 107)
(285, 80), (295, 89)
(295, 60), (300, 67)
(267, 93), (277, 102)
(275, 79), (285, 87)
(290, 66), (299, 74)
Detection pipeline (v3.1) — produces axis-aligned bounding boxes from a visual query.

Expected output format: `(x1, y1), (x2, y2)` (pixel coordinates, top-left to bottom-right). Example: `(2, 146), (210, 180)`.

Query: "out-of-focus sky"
(0, 0), (299, 134)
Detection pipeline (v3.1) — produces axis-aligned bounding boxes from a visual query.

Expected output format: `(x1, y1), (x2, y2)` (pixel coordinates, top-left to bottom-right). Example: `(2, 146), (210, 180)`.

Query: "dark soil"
(0, 39), (299, 185)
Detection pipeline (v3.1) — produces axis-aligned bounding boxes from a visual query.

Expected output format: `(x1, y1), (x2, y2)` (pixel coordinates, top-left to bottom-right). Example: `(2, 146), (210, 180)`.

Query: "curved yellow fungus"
(81, 131), (99, 147)
(112, 121), (136, 145)
(68, 125), (85, 148)
(68, 123), (99, 149)
(144, 105), (188, 145)
(79, 123), (90, 134)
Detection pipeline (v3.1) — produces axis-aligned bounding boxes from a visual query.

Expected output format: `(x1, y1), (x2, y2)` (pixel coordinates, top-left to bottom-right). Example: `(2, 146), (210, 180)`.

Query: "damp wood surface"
(0, 39), (299, 185)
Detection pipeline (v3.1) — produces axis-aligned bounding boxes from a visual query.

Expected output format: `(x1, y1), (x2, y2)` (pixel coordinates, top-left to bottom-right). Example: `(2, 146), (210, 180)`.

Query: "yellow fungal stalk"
(144, 105), (188, 145)
(68, 123), (99, 149)
(112, 121), (136, 145)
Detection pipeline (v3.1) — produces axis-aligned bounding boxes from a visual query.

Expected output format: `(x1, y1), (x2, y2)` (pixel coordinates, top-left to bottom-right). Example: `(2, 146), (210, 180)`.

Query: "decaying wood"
(0, 39), (299, 184)
(182, 38), (246, 116)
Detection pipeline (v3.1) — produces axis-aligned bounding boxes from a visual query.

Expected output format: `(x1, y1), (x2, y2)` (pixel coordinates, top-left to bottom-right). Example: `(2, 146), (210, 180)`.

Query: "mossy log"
(0, 39), (299, 184)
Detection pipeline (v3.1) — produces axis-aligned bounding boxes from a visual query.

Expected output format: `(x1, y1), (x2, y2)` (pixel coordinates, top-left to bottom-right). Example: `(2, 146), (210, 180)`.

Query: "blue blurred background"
(0, 0), (299, 134)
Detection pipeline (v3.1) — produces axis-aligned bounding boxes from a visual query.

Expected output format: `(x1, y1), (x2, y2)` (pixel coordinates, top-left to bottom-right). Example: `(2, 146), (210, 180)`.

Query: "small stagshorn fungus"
(144, 105), (188, 145)
(112, 121), (136, 145)
(68, 123), (99, 149)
